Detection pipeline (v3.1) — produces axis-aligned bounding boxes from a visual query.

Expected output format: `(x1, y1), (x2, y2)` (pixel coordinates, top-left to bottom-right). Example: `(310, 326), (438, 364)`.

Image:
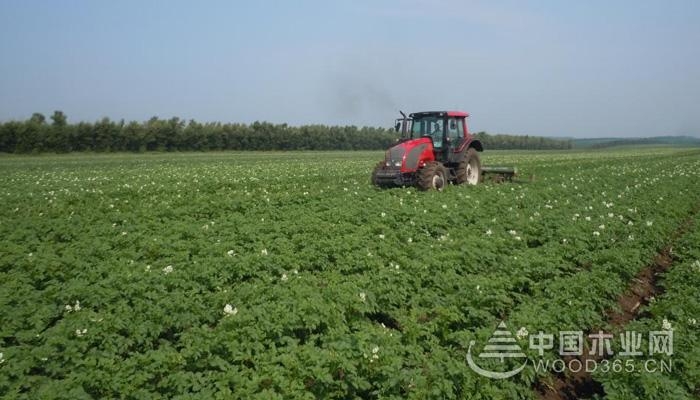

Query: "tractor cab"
(410, 111), (469, 162)
(395, 111), (474, 164)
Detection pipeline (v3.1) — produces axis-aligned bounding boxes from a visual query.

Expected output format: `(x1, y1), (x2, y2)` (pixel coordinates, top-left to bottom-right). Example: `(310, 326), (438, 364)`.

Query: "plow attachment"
(481, 165), (518, 182)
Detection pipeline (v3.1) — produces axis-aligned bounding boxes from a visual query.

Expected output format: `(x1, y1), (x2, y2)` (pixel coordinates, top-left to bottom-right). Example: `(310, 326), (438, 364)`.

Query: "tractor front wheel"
(417, 162), (447, 191)
(455, 148), (482, 185)
(371, 162), (382, 186)
(371, 161), (386, 187)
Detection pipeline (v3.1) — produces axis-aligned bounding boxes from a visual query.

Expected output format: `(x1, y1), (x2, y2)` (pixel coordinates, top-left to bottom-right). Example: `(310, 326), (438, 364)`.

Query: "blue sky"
(1, 0), (698, 137)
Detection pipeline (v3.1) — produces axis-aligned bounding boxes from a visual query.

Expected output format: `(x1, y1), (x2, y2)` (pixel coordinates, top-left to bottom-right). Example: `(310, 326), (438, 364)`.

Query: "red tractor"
(372, 111), (484, 190)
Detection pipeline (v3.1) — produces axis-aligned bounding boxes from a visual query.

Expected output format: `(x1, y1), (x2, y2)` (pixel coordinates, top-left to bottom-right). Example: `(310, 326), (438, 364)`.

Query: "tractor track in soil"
(534, 202), (700, 400)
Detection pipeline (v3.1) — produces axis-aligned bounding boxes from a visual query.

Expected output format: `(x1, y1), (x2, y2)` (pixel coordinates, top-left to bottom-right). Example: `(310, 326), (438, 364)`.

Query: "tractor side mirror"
(394, 122), (401, 132)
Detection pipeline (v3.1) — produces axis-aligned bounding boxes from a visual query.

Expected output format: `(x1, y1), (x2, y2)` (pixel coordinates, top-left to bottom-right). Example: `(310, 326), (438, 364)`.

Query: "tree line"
(0, 112), (572, 153)
(472, 132), (572, 150)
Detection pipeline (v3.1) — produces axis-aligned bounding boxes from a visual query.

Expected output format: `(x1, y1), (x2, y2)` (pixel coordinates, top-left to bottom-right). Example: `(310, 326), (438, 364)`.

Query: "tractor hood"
(385, 137), (434, 172)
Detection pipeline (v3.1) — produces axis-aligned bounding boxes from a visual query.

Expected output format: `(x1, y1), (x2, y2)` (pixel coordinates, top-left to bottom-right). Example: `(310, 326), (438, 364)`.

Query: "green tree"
(30, 112), (46, 125)
(50, 110), (67, 127)
(49, 110), (69, 152)
(0, 121), (20, 152)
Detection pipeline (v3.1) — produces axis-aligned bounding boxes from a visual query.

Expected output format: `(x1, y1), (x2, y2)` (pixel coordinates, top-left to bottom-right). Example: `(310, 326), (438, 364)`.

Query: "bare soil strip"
(534, 204), (699, 400)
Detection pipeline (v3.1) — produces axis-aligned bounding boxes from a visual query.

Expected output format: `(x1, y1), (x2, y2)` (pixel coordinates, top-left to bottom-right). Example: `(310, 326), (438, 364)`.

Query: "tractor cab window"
(447, 118), (461, 142)
(411, 117), (444, 148)
(431, 120), (444, 148)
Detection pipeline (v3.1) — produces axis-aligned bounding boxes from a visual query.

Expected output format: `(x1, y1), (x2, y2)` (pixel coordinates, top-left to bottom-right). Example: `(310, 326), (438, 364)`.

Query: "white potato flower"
(662, 318), (672, 331)
(223, 304), (238, 316)
(516, 327), (528, 340)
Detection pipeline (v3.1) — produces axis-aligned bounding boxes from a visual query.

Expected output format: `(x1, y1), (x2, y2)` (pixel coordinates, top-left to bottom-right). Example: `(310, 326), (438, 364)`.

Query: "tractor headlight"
(385, 161), (391, 167)
(393, 161), (402, 167)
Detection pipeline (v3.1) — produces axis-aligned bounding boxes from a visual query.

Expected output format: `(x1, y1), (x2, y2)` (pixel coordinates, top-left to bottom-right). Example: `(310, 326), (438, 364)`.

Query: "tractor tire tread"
(455, 148), (482, 185)
(416, 161), (447, 191)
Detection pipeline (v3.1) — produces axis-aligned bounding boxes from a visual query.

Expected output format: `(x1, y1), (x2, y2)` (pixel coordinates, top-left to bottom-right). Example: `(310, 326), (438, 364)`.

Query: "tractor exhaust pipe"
(399, 111), (407, 137)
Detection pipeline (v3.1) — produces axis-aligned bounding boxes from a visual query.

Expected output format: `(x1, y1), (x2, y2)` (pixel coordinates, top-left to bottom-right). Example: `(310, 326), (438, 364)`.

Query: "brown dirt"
(607, 250), (672, 328)
(534, 204), (698, 400)
(536, 353), (604, 400)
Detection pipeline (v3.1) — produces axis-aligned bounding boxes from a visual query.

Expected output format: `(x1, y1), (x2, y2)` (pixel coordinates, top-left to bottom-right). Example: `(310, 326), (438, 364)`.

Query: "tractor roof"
(410, 111), (469, 118)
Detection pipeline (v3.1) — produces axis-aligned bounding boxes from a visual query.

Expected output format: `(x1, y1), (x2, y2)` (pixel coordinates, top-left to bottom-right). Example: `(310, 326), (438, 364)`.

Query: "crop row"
(0, 149), (698, 399)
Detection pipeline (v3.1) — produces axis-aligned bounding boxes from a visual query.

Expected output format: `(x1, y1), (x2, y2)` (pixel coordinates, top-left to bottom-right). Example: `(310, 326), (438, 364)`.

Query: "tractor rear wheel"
(417, 162), (447, 191)
(455, 148), (482, 185)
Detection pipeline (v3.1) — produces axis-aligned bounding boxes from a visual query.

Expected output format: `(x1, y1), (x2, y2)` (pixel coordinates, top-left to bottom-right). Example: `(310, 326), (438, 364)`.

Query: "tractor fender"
(451, 139), (483, 164)
(465, 138), (483, 152)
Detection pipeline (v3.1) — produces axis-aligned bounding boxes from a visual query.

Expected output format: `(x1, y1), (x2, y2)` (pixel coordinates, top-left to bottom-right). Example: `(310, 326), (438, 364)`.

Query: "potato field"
(1, 149), (699, 399)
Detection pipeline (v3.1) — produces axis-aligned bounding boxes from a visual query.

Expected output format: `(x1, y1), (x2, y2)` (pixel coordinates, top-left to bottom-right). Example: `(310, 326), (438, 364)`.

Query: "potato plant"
(0, 149), (698, 399)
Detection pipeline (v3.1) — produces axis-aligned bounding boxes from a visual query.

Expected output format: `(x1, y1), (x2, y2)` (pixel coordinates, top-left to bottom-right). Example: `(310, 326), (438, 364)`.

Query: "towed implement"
(372, 111), (516, 190)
